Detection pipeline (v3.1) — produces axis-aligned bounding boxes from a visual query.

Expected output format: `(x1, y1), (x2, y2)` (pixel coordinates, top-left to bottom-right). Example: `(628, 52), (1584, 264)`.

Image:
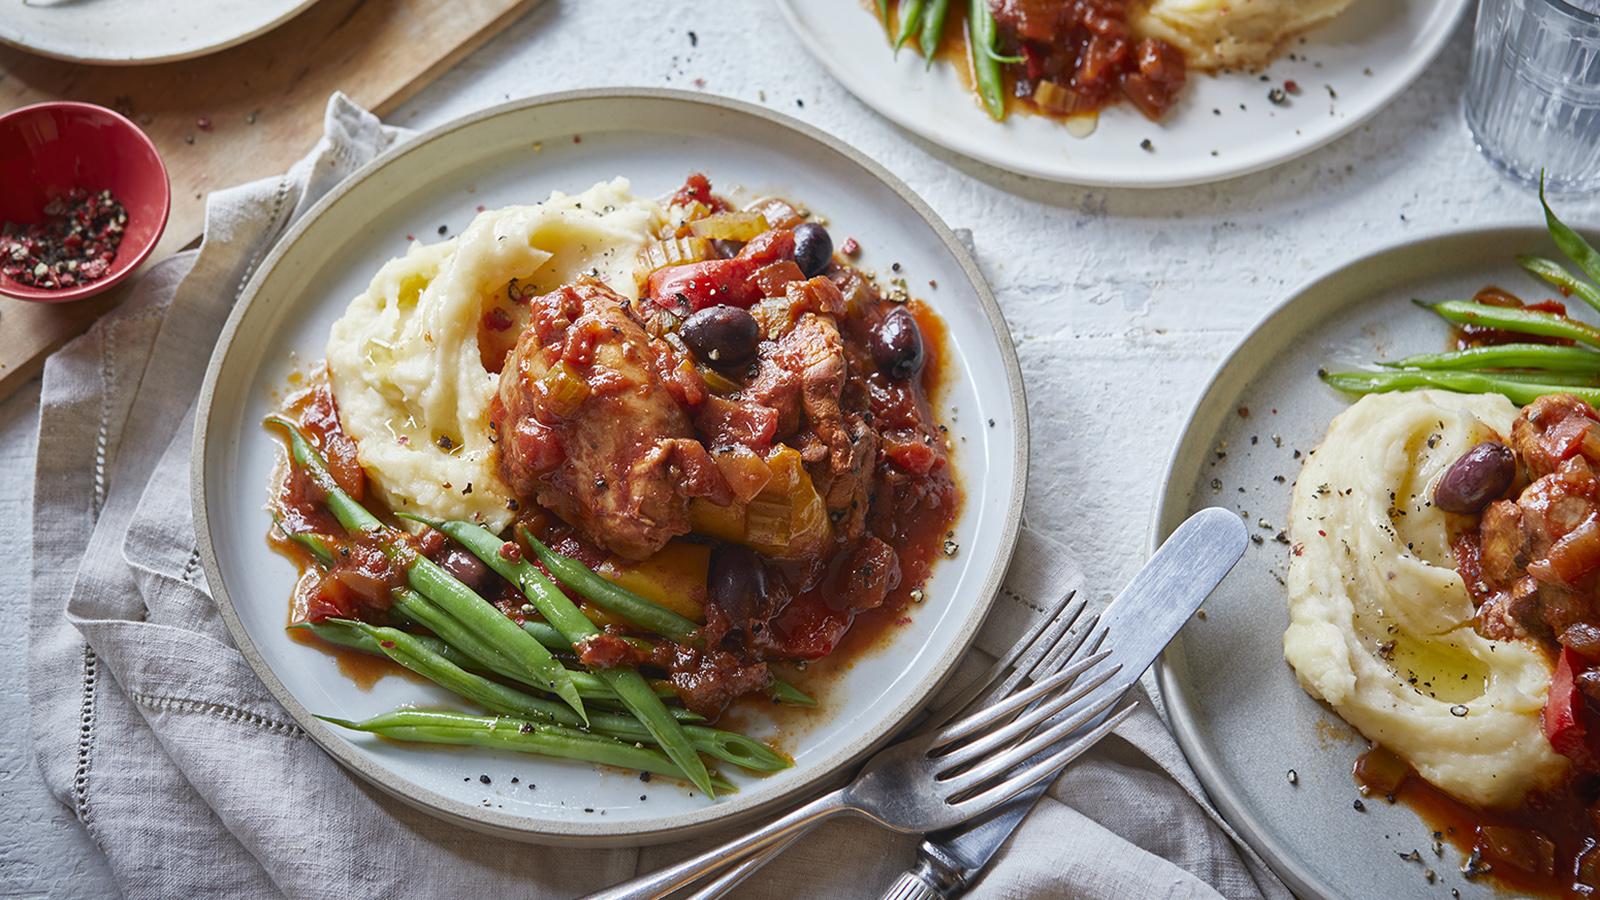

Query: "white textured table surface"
(7, 2), (1600, 896)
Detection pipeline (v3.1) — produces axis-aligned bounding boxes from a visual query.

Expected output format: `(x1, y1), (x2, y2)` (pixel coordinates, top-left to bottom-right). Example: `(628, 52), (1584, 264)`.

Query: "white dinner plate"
(0, 0), (319, 65)
(778, 0), (1468, 187)
(192, 89), (1026, 845)
(1153, 223), (1599, 899)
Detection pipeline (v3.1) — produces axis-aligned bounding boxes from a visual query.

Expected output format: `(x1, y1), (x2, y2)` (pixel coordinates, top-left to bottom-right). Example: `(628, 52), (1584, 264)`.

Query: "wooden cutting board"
(0, 0), (541, 401)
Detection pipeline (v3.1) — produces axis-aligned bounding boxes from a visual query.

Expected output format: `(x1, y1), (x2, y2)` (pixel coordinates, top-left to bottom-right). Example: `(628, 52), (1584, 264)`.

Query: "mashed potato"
(1135, 0), (1354, 70)
(325, 178), (661, 531)
(1285, 390), (1565, 808)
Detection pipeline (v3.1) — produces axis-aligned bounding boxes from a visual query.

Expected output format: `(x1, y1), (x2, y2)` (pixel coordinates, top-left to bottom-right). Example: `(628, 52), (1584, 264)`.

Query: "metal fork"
(587, 595), (1130, 900)
(683, 591), (1099, 899)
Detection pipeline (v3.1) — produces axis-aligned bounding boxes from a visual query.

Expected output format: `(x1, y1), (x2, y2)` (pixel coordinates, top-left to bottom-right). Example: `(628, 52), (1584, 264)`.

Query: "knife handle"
(880, 855), (964, 900)
(881, 872), (941, 900)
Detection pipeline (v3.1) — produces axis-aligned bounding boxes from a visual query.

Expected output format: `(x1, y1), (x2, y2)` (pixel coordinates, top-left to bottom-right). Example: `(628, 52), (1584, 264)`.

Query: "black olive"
(792, 222), (833, 278)
(708, 545), (767, 630)
(1434, 441), (1516, 514)
(438, 547), (492, 593)
(681, 305), (759, 369)
(871, 307), (925, 380)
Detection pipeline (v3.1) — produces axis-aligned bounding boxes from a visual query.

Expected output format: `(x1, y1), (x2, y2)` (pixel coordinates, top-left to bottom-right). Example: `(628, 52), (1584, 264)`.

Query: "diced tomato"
(883, 434), (940, 475)
(577, 633), (641, 669)
(751, 260), (805, 298)
(647, 228), (796, 313)
(769, 592), (851, 660)
(738, 229), (796, 267)
(300, 383), (367, 500)
(482, 306), (514, 332)
(1544, 648), (1600, 767)
(508, 417), (564, 475)
(696, 395), (778, 453)
(670, 172), (726, 211)
(1022, 44), (1046, 81)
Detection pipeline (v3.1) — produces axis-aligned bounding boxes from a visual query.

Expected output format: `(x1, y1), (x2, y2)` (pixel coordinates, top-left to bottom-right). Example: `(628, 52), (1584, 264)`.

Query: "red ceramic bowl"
(0, 102), (171, 303)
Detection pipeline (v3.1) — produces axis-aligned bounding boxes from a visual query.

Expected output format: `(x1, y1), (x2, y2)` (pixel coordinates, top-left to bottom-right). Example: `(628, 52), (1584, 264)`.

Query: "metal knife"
(881, 506), (1249, 900)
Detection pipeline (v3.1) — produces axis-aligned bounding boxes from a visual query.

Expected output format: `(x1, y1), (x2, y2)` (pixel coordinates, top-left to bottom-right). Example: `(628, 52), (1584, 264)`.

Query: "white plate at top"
(193, 89), (1026, 845)
(779, 0), (1468, 187)
(0, 0), (319, 65)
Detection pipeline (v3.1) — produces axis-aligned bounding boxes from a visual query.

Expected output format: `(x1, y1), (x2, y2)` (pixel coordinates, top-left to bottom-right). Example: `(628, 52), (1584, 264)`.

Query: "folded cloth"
(26, 93), (1289, 900)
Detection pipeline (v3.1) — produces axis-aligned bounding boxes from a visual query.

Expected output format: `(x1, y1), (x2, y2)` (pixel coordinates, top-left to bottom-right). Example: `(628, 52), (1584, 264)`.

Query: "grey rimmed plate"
(1153, 225), (1598, 899)
(192, 89), (1026, 845)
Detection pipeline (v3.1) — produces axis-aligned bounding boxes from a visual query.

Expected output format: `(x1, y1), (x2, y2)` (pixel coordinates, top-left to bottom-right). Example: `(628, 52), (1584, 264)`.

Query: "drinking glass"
(1464, 0), (1600, 193)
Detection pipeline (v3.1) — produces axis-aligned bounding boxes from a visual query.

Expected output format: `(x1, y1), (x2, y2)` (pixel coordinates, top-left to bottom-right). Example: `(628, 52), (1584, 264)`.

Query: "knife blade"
(883, 506), (1248, 900)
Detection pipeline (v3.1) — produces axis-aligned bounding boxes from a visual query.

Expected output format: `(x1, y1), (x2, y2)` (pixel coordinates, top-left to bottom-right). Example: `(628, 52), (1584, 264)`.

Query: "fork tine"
(927, 591), (1084, 727)
(931, 662), (1122, 772)
(939, 688), (1127, 794)
(933, 644), (1110, 746)
(949, 702), (1139, 818)
(663, 593), (1089, 900)
(951, 600), (1090, 721)
(1031, 613), (1105, 682)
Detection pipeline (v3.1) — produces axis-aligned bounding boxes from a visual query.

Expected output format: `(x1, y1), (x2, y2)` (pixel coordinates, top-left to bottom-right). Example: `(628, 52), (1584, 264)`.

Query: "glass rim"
(1532, 0), (1600, 24)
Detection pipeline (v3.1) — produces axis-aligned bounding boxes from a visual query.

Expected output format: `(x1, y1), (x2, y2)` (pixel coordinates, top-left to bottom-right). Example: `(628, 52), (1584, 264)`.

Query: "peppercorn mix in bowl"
(0, 101), (170, 303)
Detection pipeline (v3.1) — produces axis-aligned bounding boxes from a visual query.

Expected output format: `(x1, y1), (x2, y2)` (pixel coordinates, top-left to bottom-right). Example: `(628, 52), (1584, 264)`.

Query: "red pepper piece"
(646, 228), (796, 314)
(1544, 647), (1600, 767)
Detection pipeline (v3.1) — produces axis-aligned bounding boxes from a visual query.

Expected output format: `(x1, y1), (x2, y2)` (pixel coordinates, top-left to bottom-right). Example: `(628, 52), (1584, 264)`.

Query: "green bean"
(389, 587), (523, 678)
(919, 0), (951, 67)
(894, 0), (925, 52)
(431, 519), (716, 797)
(511, 539), (818, 708)
(280, 526), (337, 566)
(1416, 300), (1600, 350)
(305, 616), (682, 708)
(1379, 343), (1600, 373)
(343, 620), (692, 723)
(281, 532), (598, 694)
(1518, 255), (1600, 315)
(1321, 369), (1600, 406)
(1542, 173), (1600, 290)
(516, 531), (700, 642)
(320, 709), (734, 791)
(295, 618), (482, 671)
(301, 507), (810, 709)
(967, 0), (1006, 120)
(877, 0), (889, 28)
(344, 623), (778, 770)
(1455, 370), (1599, 386)
(283, 531), (532, 683)
(766, 678), (818, 707)
(264, 415), (586, 720)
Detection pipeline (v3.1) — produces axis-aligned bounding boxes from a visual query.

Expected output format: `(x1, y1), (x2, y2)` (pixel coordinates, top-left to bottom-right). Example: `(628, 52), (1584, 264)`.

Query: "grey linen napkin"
(26, 94), (1289, 900)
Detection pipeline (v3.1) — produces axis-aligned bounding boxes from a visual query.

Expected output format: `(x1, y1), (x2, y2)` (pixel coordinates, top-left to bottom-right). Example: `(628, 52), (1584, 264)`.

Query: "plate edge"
(189, 86), (1030, 844)
(1143, 221), (1599, 900)
(774, 0), (1472, 188)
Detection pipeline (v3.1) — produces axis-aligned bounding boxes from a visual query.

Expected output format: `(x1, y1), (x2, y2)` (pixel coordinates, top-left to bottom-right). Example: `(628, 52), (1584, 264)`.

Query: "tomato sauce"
(1456, 286), (1578, 350)
(285, 624), (414, 691)
(1359, 746), (1600, 897)
(886, 0), (1187, 123)
(267, 189), (962, 726)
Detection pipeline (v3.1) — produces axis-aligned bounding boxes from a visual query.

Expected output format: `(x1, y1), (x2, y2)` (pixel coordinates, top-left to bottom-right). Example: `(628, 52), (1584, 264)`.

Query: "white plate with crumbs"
(0, 0), (320, 64)
(192, 89), (1027, 845)
(1151, 225), (1600, 900)
(778, 0), (1467, 187)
